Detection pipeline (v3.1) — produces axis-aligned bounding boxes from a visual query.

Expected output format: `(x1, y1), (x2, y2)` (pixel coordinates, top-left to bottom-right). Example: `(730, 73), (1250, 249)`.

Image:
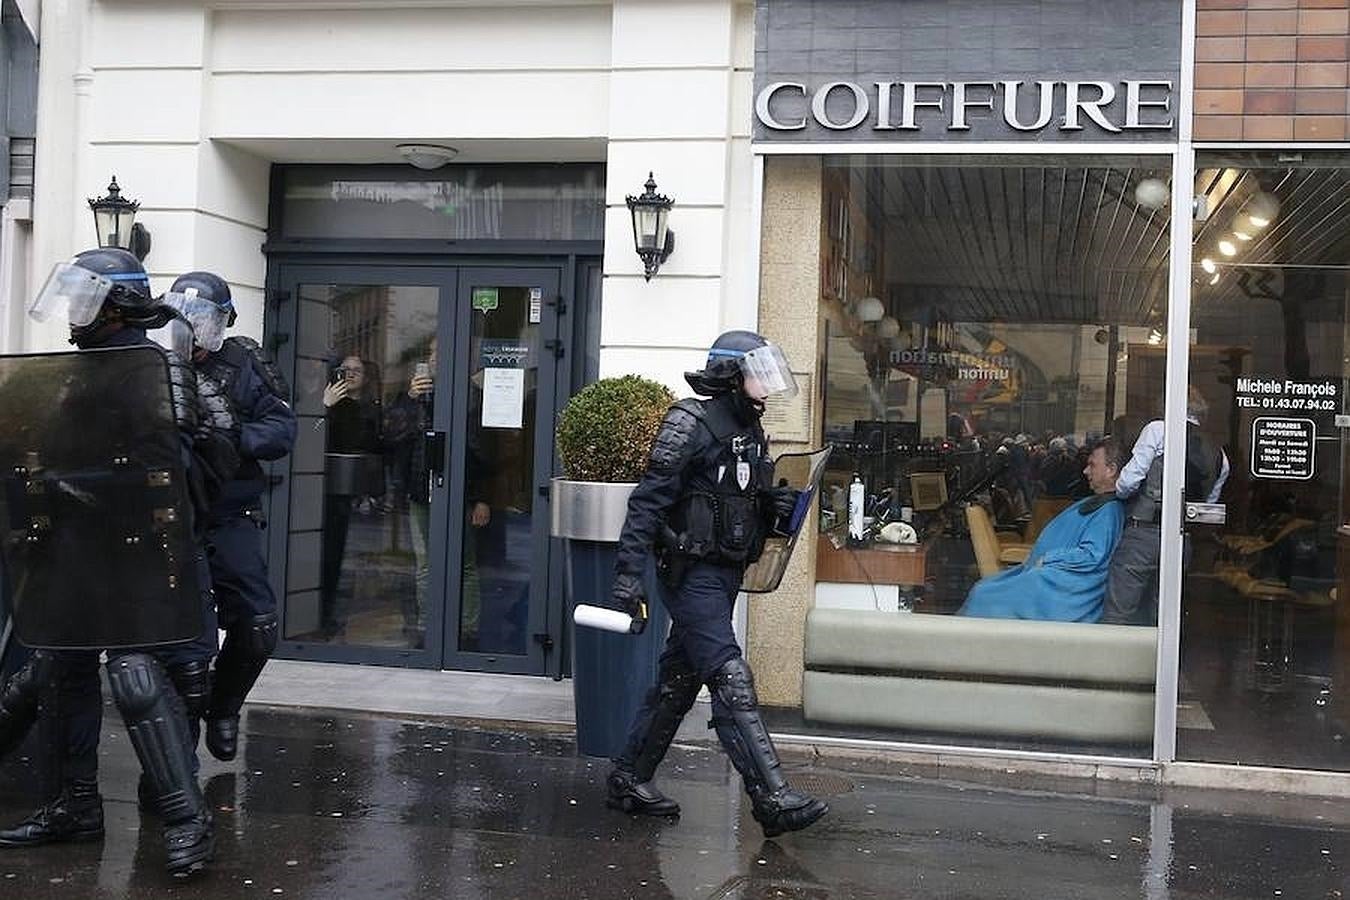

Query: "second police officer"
(163, 272), (296, 761)
(605, 330), (829, 838)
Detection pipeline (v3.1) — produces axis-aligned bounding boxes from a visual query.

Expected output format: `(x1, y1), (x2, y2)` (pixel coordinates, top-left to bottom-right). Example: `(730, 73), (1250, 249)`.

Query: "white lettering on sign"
(1251, 417), (1316, 481)
(755, 79), (1174, 135)
(1233, 375), (1340, 413)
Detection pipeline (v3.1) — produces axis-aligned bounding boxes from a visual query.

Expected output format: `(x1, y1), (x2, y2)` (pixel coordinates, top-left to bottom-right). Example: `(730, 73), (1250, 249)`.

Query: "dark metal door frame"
(263, 247), (593, 676)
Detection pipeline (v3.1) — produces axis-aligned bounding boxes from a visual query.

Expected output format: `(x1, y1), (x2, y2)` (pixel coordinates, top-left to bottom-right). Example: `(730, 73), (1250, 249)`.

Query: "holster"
(655, 525), (689, 590)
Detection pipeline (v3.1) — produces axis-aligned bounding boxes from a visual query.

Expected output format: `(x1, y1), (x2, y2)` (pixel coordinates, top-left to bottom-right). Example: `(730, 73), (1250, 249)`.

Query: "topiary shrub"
(556, 375), (674, 482)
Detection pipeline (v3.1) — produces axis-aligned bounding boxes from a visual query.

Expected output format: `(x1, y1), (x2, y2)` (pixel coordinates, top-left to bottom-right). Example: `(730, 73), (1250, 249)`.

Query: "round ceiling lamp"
(397, 143), (459, 170)
(1245, 191), (1280, 227)
(856, 296), (885, 322)
(1134, 177), (1170, 211)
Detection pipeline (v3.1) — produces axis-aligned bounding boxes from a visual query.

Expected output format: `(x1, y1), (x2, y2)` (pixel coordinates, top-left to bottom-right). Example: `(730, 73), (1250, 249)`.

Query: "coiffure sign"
(751, 0), (1182, 144)
(756, 80), (1173, 135)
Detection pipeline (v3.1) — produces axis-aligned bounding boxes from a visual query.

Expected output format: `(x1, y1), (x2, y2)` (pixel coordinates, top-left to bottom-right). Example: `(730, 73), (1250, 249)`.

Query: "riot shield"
(0, 347), (203, 649)
(741, 446), (832, 594)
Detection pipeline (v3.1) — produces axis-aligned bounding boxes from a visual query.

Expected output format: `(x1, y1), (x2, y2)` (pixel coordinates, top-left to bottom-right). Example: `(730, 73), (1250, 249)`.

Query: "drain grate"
(787, 771), (855, 796)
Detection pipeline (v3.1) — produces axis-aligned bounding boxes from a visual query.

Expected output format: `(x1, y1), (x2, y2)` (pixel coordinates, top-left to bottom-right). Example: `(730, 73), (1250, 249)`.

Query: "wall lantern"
(625, 172), (675, 281)
(88, 176), (151, 261)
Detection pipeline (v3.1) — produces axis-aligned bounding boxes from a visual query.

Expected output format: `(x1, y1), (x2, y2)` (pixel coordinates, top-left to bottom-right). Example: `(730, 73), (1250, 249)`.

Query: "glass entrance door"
(268, 263), (569, 674)
(269, 266), (457, 666)
(1177, 153), (1350, 772)
(443, 268), (562, 673)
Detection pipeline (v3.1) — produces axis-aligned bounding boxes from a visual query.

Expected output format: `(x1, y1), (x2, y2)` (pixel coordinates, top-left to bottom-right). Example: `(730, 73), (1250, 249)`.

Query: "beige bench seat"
(803, 609), (1158, 743)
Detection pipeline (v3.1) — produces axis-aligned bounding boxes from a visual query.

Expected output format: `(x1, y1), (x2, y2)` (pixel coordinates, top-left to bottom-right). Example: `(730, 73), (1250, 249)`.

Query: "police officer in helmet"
(0, 248), (232, 875)
(163, 272), (296, 762)
(605, 330), (829, 837)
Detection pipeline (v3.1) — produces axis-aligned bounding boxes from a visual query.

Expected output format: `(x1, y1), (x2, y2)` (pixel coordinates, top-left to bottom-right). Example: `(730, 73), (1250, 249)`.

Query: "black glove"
(767, 481), (801, 519)
(611, 571), (648, 634)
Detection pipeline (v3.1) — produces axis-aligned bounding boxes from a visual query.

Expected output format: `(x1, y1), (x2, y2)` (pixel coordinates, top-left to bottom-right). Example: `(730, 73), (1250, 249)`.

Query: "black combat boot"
(606, 654), (701, 818)
(709, 657), (828, 838)
(204, 612), (277, 762)
(0, 777), (104, 846)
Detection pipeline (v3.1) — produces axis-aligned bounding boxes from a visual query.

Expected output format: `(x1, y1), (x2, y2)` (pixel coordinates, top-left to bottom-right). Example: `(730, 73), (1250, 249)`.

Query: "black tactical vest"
(666, 397), (774, 566)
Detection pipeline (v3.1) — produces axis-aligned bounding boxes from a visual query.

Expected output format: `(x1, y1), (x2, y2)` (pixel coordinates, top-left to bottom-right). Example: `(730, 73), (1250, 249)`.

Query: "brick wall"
(1195, 0), (1350, 141)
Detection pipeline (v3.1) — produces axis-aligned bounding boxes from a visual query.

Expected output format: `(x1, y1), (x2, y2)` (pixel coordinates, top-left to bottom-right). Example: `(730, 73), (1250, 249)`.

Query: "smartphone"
(414, 362), (431, 380)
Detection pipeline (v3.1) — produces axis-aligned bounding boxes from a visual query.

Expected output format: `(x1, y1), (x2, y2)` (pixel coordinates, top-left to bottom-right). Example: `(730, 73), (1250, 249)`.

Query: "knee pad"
(708, 657), (758, 711)
(656, 661), (700, 715)
(244, 612), (279, 658)
(106, 654), (170, 719)
(165, 660), (212, 719)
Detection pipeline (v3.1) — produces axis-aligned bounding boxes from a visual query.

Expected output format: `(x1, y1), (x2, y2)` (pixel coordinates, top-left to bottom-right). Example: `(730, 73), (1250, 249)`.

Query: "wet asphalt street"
(0, 706), (1345, 899)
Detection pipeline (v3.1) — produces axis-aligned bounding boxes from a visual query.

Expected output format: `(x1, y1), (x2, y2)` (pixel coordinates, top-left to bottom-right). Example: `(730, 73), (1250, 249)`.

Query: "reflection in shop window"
(803, 155), (1173, 755)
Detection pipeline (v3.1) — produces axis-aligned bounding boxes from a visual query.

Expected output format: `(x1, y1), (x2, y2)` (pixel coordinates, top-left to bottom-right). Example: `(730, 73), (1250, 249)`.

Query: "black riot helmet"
(29, 248), (167, 345)
(169, 271), (235, 326)
(684, 330), (798, 403)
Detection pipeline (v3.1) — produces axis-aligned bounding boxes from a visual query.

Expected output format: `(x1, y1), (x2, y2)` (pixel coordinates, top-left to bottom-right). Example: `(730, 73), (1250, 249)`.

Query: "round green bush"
(556, 375), (674, 482)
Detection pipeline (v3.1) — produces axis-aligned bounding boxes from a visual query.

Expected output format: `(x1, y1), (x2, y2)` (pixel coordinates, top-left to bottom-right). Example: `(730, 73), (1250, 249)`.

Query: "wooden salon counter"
(816, 538), (932, 587)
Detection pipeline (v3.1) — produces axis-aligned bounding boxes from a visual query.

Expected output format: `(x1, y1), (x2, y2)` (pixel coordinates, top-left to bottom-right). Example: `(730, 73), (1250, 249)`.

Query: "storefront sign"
(1234, 376), (1339, 414)
(752, 0), (1181, 144)
(755, 80), (1173, 135)
(1251, 417), (1315, 480)
(471, 288), (498, 313)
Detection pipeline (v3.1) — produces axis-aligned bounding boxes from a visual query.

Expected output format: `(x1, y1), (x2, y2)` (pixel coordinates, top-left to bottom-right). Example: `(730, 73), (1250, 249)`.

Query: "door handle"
(425, 430), (447, 490)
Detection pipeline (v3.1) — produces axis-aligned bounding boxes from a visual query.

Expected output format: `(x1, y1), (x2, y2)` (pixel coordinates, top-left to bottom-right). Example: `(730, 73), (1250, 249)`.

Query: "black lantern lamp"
(625, 172), (675, 281)
(88, 176), (152, 261)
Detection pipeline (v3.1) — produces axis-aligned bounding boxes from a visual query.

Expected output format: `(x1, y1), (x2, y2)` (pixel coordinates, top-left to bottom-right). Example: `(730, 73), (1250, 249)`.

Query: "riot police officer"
(164, 272), (296, 761)
(605, 330), (829, 838)
(0, 248), (233, 875)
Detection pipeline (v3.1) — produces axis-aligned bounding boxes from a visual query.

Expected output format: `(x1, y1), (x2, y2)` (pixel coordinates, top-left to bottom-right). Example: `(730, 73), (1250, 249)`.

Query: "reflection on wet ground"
(0, 706), (1344, 898)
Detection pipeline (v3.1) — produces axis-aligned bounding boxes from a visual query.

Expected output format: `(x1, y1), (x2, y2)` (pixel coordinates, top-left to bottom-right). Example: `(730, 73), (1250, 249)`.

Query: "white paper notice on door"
(481, 367), (525, 429)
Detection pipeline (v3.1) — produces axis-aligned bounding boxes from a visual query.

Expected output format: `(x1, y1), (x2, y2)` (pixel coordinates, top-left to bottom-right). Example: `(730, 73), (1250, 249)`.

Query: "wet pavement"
(0, 705), (1345, 898)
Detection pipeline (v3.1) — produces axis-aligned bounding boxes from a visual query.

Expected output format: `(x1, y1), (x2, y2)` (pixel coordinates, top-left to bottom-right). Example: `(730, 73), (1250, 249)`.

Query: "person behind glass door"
(1104, 386), (1230, 626)
(319, 354), (382, 639)
(385, 336), (492, 649)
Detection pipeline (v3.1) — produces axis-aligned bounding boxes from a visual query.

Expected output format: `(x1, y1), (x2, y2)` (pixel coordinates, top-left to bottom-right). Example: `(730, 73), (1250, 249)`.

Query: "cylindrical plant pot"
(552, 478), (671, 759)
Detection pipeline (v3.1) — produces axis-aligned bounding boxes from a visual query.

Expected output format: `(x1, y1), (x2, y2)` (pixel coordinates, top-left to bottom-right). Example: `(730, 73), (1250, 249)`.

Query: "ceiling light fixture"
(396, 143), (459, 170)
(1218, 240), (1237, 257)
(1233, 229), (1252, 241)
(1201, 258), (1216, 274)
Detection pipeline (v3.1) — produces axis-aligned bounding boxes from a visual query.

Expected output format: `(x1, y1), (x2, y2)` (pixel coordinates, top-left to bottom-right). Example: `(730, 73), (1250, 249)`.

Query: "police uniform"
(605, 331), (828, 839)
(196, 335), (296, 760)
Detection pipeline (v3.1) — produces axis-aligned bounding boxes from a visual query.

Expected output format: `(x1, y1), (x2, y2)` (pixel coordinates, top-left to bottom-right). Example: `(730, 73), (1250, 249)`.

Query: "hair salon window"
(806, 154), (1173, 756)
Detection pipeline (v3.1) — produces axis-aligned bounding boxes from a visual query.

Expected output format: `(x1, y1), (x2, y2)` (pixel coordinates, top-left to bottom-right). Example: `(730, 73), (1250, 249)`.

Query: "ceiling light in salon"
(1134, 177), (1170, 211)
(1218, 240), (1237, 257)
(1200, 257), (1217, 274)
(856, 296), (885, 323)
(1233, 228), (1252, 241)
(397, 144), (459, 170)
(1210, 272), (1221, 285)
(1245, 191), (1280, 228)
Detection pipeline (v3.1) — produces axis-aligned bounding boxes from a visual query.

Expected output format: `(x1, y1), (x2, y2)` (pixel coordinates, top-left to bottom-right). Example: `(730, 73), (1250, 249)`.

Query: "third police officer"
(163, 272), (296, 761)
(605, 330), (829, 838)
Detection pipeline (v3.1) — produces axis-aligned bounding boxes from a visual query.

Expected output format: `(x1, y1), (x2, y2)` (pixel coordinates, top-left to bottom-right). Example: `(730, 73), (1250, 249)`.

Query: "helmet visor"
(149, 315), (196, 361)
(160, 291), (228, 352)
(739, 342), (798, 398)
(28, 262), (113, 327)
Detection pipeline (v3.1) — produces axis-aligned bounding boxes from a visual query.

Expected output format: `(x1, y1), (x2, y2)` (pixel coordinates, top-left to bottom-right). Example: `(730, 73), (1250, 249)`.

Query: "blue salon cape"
(960, 496), (1124, 623)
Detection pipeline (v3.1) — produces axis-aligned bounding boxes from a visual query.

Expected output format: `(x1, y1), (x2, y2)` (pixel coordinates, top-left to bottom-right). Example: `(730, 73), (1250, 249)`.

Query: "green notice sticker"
(471, 288), (499, 313)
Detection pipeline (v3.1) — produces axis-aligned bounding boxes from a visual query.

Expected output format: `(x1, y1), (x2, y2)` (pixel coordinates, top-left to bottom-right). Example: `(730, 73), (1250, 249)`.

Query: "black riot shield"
(0, 346), (203, 649)
(741, 446), (832, 594)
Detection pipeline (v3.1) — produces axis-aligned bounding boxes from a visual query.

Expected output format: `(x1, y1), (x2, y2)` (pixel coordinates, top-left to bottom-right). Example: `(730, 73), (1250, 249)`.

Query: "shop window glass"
(278, 164), (605, 241)
(1179, 153), (1350, 772)
(805, 154), (1173, 757)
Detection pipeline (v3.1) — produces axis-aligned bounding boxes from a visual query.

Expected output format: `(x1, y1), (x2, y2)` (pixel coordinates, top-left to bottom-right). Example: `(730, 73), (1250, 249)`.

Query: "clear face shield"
(159, 291), (229, 352)
(28, 262), (114, 328)
(148, 312), (198, 360)
(739, 342), (798, 401)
